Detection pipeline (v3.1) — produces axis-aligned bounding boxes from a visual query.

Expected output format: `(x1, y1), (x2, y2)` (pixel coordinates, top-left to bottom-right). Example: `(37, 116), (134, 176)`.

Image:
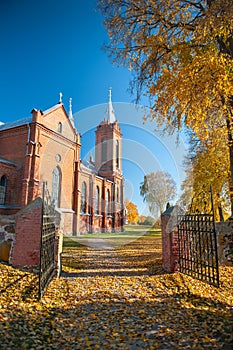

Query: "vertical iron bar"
(178, 215), (181, 272)
(210, 185), (220, 287)
(205, 216), (211, 282)
(38, 182), (46, 301)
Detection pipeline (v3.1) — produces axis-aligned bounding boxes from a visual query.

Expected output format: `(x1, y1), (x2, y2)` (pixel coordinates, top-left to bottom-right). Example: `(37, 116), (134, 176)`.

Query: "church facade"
(0, 92), (124, 235)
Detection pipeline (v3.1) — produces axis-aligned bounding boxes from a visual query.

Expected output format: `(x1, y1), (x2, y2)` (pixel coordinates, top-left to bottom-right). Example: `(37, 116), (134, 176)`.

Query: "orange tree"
(125, 199), (139, 224)
(98, 0), (233, 210)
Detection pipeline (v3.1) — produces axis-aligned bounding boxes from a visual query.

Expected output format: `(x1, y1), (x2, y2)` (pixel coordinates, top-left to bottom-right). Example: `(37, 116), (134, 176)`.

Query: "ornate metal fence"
(177, 186), (219, 287)
(38, 182), (56, 300)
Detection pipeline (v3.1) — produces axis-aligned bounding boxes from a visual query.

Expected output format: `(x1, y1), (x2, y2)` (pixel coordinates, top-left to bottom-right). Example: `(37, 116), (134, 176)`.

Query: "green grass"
(64, 224), (160, 238)
(63, 225), (161, 250)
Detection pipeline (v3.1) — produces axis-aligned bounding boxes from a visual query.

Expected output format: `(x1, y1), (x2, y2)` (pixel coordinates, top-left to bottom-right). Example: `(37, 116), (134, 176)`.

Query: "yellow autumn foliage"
(125, 199), (139, 224)
(180, 128), (231, 218)
(99, 0), (233, 200)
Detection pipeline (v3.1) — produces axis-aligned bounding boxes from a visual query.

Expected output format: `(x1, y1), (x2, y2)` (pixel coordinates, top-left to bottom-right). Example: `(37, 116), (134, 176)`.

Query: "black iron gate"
(38, 182), (56, 300)
(177, 187), (219, 287)
(178, 214), (219, 286)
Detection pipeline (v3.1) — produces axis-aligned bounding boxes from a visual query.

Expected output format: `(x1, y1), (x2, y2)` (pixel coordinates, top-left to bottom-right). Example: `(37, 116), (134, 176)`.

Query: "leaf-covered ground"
(0, 232), (232, 349)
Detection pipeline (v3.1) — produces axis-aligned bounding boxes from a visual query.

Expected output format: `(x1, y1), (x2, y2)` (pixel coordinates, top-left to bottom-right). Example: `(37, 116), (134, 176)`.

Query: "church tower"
(95, 88), (123, 181)
(95, 88), (124, 231)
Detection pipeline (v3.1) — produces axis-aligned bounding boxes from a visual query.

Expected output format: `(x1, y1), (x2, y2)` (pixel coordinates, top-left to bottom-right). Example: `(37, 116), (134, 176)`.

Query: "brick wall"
(161, 206), (180, 273)
(11, 197), (42, 266)
(0, 126), (28, 209)
(0, 162), (21, 214)
(0, 126), (28, 165)
(92, 215), (103, 233)
(4, 197), (63, 271)
(79, 215), (90, 233)
(55, 208), (74, 236)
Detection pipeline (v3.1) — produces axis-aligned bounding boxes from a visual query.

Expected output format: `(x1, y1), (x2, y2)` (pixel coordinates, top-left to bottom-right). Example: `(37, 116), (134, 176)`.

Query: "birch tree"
(140, 171), (176, 217)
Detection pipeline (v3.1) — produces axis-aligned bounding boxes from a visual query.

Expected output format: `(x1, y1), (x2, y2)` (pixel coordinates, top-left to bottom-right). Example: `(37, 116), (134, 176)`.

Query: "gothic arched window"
(106, 189), (111, 215)
(102, 138), (107, 163)
(51, 166), (61, 207)
(0, 175), (7, 205)
(81, 182), (87, 213)
(116, 140), (119, 168)
(116, 187), (119, 203)
(95, 186), (100, 214)
(57, 122), (62, 133)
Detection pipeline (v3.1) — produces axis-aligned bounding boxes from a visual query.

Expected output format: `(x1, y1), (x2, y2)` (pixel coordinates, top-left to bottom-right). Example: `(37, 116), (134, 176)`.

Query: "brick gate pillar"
(161, 206), (181, 273)
(11, 197), (42, 266)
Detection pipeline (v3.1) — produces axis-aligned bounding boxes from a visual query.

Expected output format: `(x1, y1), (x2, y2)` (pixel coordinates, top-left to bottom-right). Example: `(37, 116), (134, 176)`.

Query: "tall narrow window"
(116, 187), (119, 203)
(95, 186), (100, 214)
(51, 167), (61, 207)
(116, 140), (119, 168)
(81, 182), (87, 213)
(0, 175), (7, 205)
(57, 122), (62, 133)
(102, 138), (107, 163)
(106, 189), (111, 215)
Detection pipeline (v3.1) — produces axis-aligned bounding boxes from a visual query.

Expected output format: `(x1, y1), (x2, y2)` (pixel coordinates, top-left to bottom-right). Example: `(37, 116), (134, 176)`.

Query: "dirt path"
(61, 233), (162, 278)
(57, 235), (232, 349)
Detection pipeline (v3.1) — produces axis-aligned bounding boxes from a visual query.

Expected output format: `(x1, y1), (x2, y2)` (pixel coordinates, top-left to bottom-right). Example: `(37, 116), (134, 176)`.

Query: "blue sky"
(0, 0), (188, 215)
(0, 0), (131, 120)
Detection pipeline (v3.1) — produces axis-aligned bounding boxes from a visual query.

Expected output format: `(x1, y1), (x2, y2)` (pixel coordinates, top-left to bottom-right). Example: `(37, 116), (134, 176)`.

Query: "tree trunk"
(228, 146), (233, 216)
(218, 204), (224, 222)
(218, 32), (233, 215)
(226, 115), (233, 216)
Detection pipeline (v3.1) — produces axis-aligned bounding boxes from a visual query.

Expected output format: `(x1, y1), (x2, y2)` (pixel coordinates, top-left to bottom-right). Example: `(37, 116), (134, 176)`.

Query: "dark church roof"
(0, 104), (69, 132)
(81, 160), (97, 174)
(0, 157), (16, 166)
(0, 117), (32, 131)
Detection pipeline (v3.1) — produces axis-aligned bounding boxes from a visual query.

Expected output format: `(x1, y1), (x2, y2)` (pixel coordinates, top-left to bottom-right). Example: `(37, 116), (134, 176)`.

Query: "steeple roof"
(68, 97), (75, 128)
(106, 87), (115, 123)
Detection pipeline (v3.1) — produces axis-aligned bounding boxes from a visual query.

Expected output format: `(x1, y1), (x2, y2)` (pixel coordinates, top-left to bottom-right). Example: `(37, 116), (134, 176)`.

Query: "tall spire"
(69, 97), (75, 127)
(106, 87), (115, 123)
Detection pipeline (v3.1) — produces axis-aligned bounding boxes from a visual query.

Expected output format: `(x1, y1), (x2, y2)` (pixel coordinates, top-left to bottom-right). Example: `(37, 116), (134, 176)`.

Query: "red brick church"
(0, 90), (124, 235)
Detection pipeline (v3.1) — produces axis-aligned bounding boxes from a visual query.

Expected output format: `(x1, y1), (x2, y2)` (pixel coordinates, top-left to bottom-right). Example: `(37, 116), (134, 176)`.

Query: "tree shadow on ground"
(61, 247), (164, 278)
(0, 293), (232, 349)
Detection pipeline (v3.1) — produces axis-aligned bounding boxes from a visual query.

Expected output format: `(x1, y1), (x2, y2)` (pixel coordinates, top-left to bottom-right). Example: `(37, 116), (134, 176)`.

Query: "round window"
(56, 154), (61, 162)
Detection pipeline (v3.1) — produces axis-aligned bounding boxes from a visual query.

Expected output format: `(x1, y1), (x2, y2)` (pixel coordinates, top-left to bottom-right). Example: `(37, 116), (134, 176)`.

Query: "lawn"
(63, 224), (161, 251)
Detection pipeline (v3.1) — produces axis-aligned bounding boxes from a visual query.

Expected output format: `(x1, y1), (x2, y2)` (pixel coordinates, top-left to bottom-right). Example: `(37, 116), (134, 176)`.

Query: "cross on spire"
(59, 92), (63, 103)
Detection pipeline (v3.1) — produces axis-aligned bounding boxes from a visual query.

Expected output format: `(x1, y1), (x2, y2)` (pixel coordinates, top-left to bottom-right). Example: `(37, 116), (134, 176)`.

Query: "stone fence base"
(215, 222), (233, 266)
(0, 197), (63, 272)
